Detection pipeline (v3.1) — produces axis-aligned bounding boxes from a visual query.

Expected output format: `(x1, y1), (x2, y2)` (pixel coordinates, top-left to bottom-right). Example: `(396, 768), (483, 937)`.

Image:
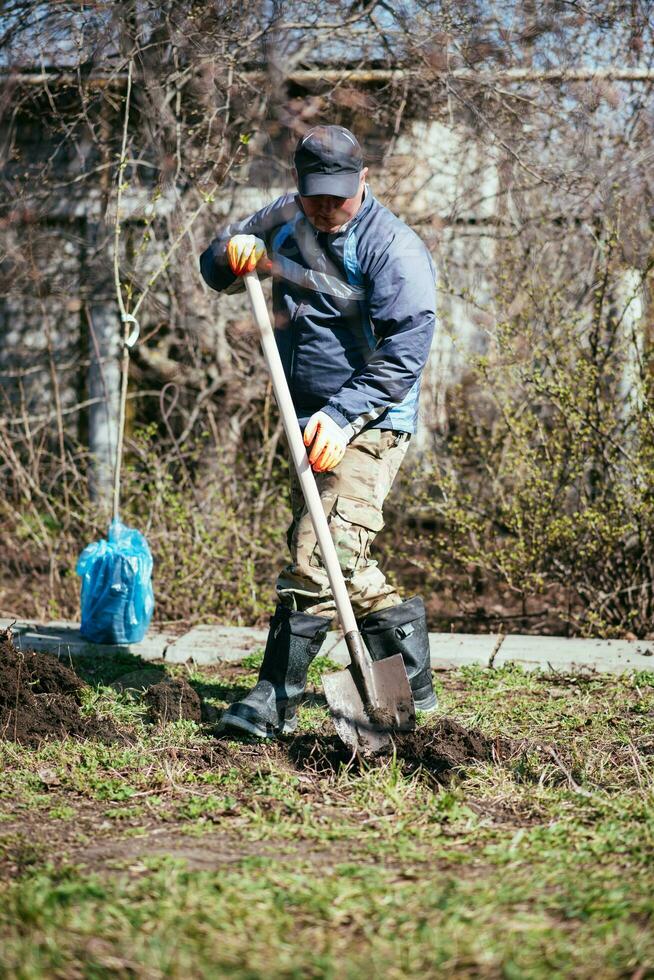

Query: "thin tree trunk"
(84, 218), (120, 510)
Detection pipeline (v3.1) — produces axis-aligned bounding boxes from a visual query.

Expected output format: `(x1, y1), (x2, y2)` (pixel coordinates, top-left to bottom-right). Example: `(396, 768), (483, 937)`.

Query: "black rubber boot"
(219, 606), (330, 738)
(358, 596), (437, 712)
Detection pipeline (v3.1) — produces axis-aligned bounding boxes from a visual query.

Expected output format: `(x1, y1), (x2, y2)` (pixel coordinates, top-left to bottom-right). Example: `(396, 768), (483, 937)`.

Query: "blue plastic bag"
(76, 519), (154, 644)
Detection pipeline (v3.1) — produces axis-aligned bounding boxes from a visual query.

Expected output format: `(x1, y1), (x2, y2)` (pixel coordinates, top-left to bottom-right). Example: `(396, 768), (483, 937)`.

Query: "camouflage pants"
(276, 428), (411, 622)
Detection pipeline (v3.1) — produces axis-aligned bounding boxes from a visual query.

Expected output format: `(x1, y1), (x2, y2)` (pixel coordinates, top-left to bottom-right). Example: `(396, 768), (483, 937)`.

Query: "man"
(200, 125), (437, 738)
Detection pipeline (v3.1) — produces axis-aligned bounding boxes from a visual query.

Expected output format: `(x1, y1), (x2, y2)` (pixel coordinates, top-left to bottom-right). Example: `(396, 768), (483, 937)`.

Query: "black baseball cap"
(294, 125), (364, 198)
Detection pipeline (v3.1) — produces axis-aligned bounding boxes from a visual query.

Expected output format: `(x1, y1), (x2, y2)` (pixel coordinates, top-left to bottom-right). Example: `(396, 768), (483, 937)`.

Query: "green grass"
(0, 659), (653, 978)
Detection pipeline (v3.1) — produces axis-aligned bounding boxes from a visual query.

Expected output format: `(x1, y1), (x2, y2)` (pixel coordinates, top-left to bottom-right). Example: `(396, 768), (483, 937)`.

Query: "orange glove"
(226, 234), (269, 275)
(304, 411), (349, 473)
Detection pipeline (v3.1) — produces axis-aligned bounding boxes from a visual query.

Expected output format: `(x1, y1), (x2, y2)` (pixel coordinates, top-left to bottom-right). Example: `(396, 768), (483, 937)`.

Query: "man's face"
(295, 168), (368, 233)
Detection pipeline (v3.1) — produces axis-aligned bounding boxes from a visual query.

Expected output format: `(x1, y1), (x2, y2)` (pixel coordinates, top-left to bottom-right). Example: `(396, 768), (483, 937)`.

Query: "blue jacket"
(200, 189), (436, 435)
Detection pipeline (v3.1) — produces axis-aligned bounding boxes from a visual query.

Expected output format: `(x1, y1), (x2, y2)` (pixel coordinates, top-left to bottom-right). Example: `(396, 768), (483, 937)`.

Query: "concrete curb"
(2, 617), (654, 674)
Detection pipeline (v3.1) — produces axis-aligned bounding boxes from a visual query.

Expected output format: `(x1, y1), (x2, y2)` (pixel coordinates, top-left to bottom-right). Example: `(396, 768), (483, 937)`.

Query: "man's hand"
(304, 411), (348, 472)
(226, 234), (269, 276)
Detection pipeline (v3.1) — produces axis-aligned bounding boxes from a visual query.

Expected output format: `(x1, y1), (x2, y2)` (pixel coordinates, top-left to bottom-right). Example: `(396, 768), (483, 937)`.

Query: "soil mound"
(396, 717), (501, 781)
(145, 678), (202, 724)
(0, 629), (115, 745)
(284, 717), (505, 784)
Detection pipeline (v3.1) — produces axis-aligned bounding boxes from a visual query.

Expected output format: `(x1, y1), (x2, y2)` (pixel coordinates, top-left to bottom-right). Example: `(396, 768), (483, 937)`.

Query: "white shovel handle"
(244, 271), (358, 636)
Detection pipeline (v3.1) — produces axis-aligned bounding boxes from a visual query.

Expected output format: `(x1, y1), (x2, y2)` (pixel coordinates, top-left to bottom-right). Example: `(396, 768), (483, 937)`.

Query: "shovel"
(244, 271), (415, 754)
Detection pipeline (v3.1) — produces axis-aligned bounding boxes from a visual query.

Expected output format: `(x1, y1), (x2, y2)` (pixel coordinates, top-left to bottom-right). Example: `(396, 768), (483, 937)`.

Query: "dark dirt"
(0, 629), (117, 745)
(394, 717), (508, 781)
(110, 668), (168, 693)
(145, 677), (202, 724)
(281, 717), (510, 784)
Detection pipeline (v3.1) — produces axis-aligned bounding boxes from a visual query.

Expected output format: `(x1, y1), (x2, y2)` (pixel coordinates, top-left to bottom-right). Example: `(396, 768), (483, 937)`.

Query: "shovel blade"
(322, 653), (415, 755)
